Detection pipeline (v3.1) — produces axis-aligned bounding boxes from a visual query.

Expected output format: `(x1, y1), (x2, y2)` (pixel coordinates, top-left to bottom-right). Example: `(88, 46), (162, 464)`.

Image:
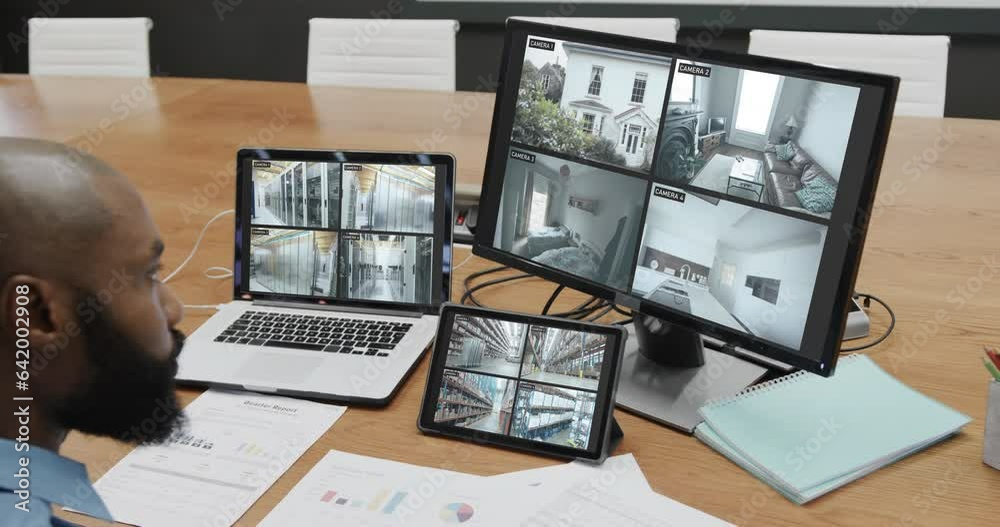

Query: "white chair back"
(510, 17), (679, 43)
(307, 18), (459, 92)
(748, 30), (950, 118)
(29, 18), (153, 77)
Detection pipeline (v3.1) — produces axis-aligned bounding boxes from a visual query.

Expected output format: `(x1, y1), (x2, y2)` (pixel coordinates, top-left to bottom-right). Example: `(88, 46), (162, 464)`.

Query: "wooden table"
(2, 75), (998, 526)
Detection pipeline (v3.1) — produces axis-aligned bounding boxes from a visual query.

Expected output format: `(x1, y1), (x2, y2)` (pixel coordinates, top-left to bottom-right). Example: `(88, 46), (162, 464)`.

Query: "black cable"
(460, 265), (511, 306)
(586, 304), (615, 321)
(611, 305), (631, 317)
(462, 264), (604, 317)
(607, 304), (634, 325)
(461, 273), (533, 306)
(541, 285), (566, 315)
(461, 275), (627, 323)
(459, 264), (626, 322)
(840, 292), (896, 352)
(563, 296), (600, 314)
(462, 265), (508, 287)
(562, 302), (611, 320)
(552, 303), (601, 320)
(462, 275), (532, 307)
(552, 297), (603, 319)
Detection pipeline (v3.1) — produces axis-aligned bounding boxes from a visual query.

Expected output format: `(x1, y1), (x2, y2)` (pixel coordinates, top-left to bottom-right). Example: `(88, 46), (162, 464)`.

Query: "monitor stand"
(614, 315), (774, 434)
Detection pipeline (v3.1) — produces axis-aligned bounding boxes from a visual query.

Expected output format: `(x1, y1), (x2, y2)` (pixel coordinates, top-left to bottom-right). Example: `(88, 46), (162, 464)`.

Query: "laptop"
(177, 148), (454, 405)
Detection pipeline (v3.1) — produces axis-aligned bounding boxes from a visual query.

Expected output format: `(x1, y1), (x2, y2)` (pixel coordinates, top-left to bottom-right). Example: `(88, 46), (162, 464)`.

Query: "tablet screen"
(422, 306), (623, 458)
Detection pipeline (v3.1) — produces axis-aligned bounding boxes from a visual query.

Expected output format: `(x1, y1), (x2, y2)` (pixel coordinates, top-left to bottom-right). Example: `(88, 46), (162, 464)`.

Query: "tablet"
(418, 303), (626, 461)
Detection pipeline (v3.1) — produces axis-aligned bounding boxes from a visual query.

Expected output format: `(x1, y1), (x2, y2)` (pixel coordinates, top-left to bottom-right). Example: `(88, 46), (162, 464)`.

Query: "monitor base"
(633, 314), (707, 367)
(615, 322), (770, 434)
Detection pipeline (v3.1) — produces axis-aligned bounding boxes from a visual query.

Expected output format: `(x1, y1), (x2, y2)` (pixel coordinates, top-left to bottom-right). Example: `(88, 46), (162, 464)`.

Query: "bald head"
(0, 138), (143, 282)
(0, 140), (188, 452)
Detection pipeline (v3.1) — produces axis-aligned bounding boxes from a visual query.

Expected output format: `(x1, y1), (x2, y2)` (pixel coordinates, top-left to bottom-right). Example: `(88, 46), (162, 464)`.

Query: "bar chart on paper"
(233, 442), (269, 458)
(318, 488), (476, 523)
(317, 488), (413, 515)
(260, 451), (493, 526)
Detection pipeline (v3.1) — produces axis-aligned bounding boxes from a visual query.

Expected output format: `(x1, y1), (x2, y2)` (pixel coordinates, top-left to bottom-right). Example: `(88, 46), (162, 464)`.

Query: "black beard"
(50, 293), (187, 445)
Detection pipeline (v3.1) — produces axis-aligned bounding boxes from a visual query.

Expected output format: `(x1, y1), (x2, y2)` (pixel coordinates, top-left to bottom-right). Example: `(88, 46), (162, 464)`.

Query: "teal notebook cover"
(698, 354), (970, 494)
(694, 424), (816, 504)
(694, 422), (956, 504)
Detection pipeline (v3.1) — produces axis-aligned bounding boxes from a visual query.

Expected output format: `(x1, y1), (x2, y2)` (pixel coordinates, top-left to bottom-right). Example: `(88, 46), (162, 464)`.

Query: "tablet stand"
(608, 417), (624, 454)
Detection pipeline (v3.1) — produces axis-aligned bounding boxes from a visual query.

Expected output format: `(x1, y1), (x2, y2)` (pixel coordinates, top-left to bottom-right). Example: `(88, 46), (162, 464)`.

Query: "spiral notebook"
(694, 354), (970, 504)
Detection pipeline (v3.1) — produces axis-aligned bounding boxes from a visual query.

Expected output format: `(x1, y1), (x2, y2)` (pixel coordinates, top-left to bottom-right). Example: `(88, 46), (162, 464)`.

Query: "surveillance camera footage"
(246, 159), (441, 307)
(435, 313), (610, 450)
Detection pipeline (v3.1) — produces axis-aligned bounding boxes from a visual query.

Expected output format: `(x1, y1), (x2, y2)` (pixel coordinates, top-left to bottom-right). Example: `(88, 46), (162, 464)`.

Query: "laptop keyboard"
(213, 310), (412, 357)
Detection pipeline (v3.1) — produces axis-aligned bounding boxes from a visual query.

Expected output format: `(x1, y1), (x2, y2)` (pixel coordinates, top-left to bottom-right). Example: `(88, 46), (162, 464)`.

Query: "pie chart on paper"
(439, 502), (475, 523)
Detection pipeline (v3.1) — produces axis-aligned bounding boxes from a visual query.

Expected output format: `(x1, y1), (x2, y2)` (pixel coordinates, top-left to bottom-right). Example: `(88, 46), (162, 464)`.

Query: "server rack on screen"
(434, 370), (516, 435)
(510, 383), (596, 448)
(251, 161), (342, 228)
(445, 315), (528, 378)
(340, 233), (434, 304)
(249, 161), (439, 305)
(249, 229), (339, 297)
(522, 326), (606, 391)
(341, 164), (436, 234)
(337, 164), (437, 304)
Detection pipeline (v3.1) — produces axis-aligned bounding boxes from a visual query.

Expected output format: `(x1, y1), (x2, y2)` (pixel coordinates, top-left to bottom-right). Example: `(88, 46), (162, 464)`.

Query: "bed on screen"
(519, 224), (624, 287)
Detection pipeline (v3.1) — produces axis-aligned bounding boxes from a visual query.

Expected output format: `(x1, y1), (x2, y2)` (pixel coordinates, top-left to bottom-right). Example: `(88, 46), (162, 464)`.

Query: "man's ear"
(0, 275), (76, 346)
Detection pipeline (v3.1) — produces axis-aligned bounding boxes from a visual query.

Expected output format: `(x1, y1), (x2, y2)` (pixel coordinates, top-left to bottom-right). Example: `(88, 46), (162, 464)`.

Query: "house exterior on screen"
(558, 42), (672, 168)
(537, 62), (565, 101)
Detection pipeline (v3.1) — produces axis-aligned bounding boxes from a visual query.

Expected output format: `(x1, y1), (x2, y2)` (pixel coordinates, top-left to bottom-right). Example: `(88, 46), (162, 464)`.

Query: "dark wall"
(2, 1), (999, 119)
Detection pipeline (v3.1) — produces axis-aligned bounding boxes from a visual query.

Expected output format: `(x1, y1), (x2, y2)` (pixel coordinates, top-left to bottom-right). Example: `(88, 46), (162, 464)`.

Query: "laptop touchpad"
(235, 352), (322, 385)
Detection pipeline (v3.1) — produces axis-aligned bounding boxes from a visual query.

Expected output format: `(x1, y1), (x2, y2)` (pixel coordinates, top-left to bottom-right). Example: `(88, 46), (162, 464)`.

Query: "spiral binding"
(704, 354), (862, 410)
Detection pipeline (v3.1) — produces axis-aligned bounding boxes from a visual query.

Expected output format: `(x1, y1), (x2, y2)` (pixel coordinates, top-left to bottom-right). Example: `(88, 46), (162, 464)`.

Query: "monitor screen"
(475, 23), (897, 375)
(432, 312), (612, 451)
(235, 151), (453, 313)
(709, 117), (725, 133)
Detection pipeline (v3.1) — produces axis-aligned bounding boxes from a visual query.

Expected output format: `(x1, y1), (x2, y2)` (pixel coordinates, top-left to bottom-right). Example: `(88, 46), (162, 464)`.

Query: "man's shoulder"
(0, 488), (57, 527)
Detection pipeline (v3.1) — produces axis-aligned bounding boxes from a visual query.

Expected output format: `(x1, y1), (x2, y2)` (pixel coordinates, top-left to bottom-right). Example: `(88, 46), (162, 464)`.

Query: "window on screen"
(721, 263), (736, 287)
(528, 174), (549, 232)
(587, 66), (604, 96)
(631, 72), (648, 104)
(669, 62), (694, 103)
(734, 70), (782, 135)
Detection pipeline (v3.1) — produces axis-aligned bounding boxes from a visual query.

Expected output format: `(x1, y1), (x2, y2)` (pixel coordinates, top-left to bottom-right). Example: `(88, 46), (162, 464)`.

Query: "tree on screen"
(512, 81), (624, 166)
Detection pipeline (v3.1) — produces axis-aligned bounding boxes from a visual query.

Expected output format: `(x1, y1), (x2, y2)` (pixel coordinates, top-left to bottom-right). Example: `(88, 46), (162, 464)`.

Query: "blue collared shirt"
(0, 438), (113, 526)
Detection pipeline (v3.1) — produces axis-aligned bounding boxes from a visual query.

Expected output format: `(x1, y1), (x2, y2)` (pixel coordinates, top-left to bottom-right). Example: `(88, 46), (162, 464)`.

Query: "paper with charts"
(71, 389), (345, 527)
(259, 450), (508, 527)
(494, 454), (733, 527)
(260, 450), (732, 527)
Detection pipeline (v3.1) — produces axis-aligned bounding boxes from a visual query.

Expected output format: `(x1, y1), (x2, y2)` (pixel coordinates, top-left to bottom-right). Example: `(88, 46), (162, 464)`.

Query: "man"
(0, 138), (187, 526)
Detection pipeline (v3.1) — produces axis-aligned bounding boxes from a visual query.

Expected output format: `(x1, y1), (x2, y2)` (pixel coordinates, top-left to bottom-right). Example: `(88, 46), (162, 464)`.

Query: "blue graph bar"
(381, 491), (407, 514)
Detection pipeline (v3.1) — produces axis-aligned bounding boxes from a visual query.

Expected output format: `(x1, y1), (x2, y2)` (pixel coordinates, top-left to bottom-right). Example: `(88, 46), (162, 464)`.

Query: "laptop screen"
(234, 150), (454, 314)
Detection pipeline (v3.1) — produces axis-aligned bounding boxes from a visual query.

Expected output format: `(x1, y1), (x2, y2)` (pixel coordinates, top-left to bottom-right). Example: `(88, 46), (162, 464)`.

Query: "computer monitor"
(473, 21), (898, 430)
